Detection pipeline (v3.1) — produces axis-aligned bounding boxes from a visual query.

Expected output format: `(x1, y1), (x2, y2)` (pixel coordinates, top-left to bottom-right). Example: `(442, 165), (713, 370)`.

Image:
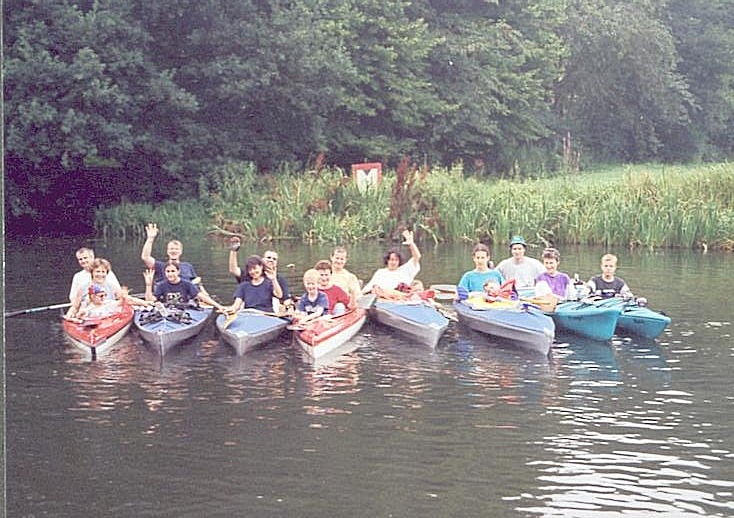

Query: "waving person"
(224, 255), (283, 314)
(362, 229), (421, 298)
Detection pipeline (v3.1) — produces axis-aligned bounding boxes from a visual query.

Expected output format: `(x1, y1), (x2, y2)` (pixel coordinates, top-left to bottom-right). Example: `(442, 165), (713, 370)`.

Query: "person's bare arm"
(141, 223), (158, 269)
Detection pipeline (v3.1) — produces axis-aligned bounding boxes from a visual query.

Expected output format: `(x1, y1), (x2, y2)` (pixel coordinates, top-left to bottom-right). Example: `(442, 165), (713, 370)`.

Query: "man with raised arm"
(141, 223), (203, 289)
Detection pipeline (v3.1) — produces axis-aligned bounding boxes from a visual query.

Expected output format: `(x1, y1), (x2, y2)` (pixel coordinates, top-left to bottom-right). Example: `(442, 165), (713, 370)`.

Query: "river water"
(4, 236), (734, 517)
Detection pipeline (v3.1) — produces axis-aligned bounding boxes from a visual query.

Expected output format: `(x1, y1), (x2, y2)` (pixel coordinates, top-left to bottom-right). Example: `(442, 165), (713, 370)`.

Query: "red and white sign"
(351, 162), (382, 192)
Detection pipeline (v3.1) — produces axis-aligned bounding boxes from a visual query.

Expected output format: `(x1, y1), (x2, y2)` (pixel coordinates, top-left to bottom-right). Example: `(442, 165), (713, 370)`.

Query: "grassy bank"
(95, 162), (734, 250)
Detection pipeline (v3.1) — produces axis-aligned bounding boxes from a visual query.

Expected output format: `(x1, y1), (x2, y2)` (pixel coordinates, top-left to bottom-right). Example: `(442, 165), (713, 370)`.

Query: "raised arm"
(143, 269), (156, 302)
(228, 236), (242, 278)
(141, 223), (158, 269)
(402, 229), (421, 264)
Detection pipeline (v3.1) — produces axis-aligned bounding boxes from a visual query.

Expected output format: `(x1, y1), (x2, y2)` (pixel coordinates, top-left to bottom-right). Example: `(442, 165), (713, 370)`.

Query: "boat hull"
(135, 306), (213, 356)
(63, 304), (134, 356)
(454, 301), (555, 356)
(216, 310), (288, 355)
(370, 301), (449, 347)
(551, 301), (622, 341)
(296, 308), (367, 361)
(597, 298), (671, 339)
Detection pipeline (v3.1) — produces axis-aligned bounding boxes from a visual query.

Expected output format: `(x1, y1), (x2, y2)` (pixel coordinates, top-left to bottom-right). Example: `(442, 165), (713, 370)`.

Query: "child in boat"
(293, 269), (330, 325)
(314, 260), (352, 315)
(75, 283), (120, 319)
(535, 247), (576, 301)
(224, 255), (283, 313)
(587, 253), (633, 299)
(457, 243), (504, 297)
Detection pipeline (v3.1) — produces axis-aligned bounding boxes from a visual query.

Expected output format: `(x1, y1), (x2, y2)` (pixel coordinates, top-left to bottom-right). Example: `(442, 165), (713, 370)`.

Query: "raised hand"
(145, 223), (159, 239)
(402, 229), (414, 245)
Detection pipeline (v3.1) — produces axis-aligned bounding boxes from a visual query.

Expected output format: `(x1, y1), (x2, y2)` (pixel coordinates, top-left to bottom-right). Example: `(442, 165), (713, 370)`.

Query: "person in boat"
(457, 243), (504, 297)
(66, 258), (149, 319)
(68, 247), (121, 303)
(362, 229), (421, 298)
(141, 223), (207, 292)
(228, 236), (292, 311)
(495, 235), (545, 291)
(144, 262), (225, 311)
(314, 260), (352, 315)
(587, 253), (633, 299)
(330, 246), (362, 307)
(535, 247), (576, 301)
(292, 269), (330, 325)
(224, 255), (284, 314)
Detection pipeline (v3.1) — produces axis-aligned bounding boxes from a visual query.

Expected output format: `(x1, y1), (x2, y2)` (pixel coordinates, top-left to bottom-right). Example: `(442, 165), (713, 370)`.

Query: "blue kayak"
(596, 298), (671, 339)
(135, 305), (214, 356)
(551, 300), (623, 341)
(370, 300), (449, 347)
(453, 300), (555, 356)
(216, 309), (289, 355)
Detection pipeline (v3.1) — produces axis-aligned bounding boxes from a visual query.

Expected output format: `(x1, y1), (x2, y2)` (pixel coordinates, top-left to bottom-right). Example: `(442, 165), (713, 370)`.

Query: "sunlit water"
(5, 237), (734, 517)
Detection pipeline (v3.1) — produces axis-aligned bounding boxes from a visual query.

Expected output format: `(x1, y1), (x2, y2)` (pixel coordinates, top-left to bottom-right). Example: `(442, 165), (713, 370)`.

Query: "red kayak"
(296, 308), (367, 362)
(62, 303), (135, 356)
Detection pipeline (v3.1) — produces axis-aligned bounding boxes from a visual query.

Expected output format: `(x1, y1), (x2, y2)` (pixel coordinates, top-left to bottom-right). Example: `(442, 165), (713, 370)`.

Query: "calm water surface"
(5, 237), (734, 517)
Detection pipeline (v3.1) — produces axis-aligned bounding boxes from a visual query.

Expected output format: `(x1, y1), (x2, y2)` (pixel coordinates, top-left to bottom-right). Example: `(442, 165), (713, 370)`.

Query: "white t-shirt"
(495, 257), (544, 290)
(362, 260), (420, 294)
(69, 270), (121, 301)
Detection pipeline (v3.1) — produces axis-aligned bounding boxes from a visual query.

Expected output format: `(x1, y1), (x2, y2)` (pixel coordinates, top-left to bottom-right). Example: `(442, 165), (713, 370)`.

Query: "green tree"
(411, 0), (566, 173)
(665, 0), (734, 160)
(4, 0), (202, 228)
(555, 0), (694, 162)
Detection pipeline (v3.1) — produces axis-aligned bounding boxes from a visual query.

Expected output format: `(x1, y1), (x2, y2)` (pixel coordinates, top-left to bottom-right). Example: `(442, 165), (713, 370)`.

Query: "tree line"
(4, 0), (733, 233)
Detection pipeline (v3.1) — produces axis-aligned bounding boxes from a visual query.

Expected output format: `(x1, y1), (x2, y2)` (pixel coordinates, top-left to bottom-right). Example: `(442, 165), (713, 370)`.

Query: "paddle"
(5, 301), (72, 318)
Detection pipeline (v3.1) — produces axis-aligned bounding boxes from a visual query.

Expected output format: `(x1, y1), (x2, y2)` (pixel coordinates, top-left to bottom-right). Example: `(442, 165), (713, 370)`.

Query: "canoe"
(62, 303), (134, 357)
(134, 305), (214, 355)
(216, 309), (288, 355)
(596, 298), (671, 339)
(370, 300), (449, 347)
(453, 298), (555, 356)
(296, 308), (367, 361)
(551, 300), (623, 341)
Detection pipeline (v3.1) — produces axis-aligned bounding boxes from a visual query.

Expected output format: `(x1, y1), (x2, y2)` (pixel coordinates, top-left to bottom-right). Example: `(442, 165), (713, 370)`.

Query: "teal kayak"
(551, 300), (622, 341)
(596, 298), (671, 339)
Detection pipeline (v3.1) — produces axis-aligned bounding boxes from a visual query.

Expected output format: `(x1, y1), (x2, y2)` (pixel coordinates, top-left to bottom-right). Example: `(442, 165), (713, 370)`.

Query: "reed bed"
(95, 161), (734, 250)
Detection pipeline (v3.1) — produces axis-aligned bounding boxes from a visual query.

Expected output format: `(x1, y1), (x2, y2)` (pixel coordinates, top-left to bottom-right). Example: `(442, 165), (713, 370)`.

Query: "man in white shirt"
(495, 236), (544, 291)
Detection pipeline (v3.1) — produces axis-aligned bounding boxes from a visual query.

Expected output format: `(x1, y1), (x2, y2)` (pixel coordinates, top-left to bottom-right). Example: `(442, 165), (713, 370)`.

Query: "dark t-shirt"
(154, 279), (200, 305)
(154, 260), (198, 284)
(236, 271), (290, 301)
(589, 275), (626, 298)
(233, 279), (275, 312)
(296, 291), (330, 315)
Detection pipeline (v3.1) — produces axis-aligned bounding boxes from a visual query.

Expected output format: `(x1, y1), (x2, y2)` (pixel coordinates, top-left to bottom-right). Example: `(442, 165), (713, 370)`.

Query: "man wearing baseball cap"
(495, 235), (545, 291)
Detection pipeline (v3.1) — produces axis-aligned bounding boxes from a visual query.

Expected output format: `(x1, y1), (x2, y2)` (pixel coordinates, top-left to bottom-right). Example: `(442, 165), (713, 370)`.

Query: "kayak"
(296, 308), (367, 361)
(62, 303), (134, 357)
(370, 300), (449, 347)
(596, 298), (671, 339)
(453, 298), (555, 356)
(135, 304), (214, 356)
(551, 300), (623, 341)
(216, 309), (288, 355)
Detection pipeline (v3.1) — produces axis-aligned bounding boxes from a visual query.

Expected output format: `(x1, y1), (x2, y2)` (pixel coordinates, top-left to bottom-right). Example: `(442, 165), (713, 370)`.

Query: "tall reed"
(95, 161), (734, 250)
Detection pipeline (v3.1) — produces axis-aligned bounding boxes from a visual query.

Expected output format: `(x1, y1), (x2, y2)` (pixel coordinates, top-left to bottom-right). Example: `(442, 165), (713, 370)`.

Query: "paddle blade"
(222, 312), (238, 329)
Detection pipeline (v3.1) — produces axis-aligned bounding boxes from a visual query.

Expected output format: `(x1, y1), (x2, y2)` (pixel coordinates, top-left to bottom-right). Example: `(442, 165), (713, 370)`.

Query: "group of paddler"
(59, 223), (634, 327)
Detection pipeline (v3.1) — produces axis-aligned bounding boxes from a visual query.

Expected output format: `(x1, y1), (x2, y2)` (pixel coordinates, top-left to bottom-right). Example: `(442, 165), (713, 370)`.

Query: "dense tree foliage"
(4, 0), (733, 232)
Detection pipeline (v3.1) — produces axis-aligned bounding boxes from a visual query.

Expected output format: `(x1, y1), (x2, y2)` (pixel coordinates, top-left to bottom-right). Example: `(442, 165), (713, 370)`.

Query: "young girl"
(145, 261), (224, 310)
(225, 255), (283, 313)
